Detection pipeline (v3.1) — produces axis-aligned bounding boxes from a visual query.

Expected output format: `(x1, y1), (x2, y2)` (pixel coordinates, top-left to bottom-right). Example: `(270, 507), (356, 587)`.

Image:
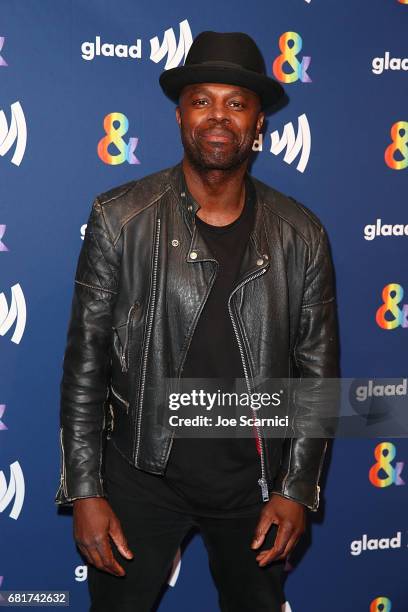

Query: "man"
(55, 31), (339, 611)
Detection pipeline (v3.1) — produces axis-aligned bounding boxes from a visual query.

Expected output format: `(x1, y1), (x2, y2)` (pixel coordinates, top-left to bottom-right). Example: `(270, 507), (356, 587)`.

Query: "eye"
(229, 100), (245, 109)
(191, 98), (209, 106)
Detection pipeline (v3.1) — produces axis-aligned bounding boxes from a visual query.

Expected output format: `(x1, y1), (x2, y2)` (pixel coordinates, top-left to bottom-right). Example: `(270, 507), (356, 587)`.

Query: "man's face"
(175, 82), (264, 171)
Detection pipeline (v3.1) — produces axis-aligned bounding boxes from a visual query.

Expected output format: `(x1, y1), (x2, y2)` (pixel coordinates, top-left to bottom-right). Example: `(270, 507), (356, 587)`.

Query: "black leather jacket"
(55, 161), (340, 512)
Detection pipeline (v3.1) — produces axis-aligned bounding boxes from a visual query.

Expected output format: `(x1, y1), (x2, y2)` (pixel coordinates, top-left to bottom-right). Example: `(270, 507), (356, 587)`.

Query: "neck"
(181, 156), (248, 225)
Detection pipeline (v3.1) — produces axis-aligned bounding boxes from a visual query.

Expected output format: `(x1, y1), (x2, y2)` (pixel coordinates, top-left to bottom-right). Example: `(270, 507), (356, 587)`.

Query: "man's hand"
(251, 494), (306, 566)
(73, 497), (133, 576)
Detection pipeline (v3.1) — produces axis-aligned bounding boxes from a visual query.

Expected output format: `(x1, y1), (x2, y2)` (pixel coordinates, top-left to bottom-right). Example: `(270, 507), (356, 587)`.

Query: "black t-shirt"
(107, 175), (264, 518)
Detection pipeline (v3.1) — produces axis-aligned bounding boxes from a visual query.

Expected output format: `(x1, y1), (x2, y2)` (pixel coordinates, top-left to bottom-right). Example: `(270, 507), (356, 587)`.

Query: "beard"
(180, 121), (257, 171)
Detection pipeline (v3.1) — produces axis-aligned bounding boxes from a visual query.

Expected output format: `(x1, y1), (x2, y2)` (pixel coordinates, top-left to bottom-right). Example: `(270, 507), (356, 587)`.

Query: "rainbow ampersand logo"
(376, 283), (408, 330)
(385, 121), (408, 170)
(97, 113), (140, 165)
(370, 596), (392, 611)
(272, 32), (311, 83)
(369, 442), (405, 487)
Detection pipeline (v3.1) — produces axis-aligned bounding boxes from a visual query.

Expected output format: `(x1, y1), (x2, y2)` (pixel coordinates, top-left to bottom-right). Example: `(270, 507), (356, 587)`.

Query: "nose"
(207, 98), (231, 123)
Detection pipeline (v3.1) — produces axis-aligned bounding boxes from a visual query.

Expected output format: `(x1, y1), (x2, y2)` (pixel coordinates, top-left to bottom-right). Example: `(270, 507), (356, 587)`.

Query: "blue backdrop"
(1, 1), (407, 610)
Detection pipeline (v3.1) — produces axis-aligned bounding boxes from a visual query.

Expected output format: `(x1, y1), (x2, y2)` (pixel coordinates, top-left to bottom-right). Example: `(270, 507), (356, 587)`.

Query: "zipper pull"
(258, 477), (270, 502)
(120, 352), (128, 373)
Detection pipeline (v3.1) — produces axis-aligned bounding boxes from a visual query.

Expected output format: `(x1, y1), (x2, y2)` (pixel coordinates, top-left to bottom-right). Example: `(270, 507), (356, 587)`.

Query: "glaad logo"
(252, 114), (311, 173)
(80, 224), (87, 240)
(97, 113), (140, 165)
(372, 52), (408, 74)
(81, 36), (141, 61)
(370, 597), (392, 612)
(384, 121), (408, 170)
(150, 19), (193, 70)
(0, 37), (7, 66)
(364, 219), (408, 240)
(0, 404), (7, 430)
(0, 283), (27, 344)
(355, 378), (407, 402)
(350, 531), (401, 556)
(273, 32), (311, 83)
(80, 19), (192, 70)
(0, 101), (27, 166)
(369, 442), (405, 487)
(350, 377), (407, 427)
(0, 461), (25, 520)
(0, 225), (9, 251)
(74, 566), (87, 582)
(376, 283), (408, 330)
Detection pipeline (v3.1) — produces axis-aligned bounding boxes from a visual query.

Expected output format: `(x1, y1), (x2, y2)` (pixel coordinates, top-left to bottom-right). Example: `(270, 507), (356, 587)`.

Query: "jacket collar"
(168, 161), (272, 281)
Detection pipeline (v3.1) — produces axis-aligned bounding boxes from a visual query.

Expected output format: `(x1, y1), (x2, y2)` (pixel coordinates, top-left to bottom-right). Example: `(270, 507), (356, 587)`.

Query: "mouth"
(198, 129), (235, 143)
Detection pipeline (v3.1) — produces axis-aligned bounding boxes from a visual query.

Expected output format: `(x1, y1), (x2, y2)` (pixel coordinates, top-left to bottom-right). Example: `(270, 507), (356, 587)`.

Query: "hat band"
(187, 59), (264, 75)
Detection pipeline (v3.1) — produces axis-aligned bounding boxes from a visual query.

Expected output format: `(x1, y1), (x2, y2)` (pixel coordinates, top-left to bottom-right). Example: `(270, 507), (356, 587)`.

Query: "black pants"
(88, 439), (286, 612)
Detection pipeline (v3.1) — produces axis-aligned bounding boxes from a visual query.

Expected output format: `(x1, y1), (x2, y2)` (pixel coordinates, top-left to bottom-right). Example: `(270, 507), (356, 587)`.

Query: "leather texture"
(55, 161), (340, 512)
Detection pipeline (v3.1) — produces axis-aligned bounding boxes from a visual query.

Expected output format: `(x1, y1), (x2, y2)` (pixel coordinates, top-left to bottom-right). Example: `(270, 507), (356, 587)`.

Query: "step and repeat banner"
(1, 1), (407, 610)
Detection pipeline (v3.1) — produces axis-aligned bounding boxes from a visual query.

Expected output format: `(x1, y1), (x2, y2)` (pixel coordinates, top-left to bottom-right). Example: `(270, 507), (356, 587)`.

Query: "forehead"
(180, 82), (258, 99)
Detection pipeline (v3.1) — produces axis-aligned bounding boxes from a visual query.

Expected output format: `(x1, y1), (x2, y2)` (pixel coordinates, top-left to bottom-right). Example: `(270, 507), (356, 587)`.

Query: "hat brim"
(159, 63), (285, 111)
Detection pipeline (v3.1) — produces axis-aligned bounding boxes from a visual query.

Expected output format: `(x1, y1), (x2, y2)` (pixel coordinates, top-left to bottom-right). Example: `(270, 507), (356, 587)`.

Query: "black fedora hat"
(159, 31), (285, 111)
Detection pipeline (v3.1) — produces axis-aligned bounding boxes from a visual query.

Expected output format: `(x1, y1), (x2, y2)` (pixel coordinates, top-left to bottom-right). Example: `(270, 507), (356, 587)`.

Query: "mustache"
(197, 126), (236, 139)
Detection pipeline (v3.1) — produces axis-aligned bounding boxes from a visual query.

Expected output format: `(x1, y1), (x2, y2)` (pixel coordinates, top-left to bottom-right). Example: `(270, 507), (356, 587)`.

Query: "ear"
(256, 111), (265, 135)
(175, 106), (181, 127)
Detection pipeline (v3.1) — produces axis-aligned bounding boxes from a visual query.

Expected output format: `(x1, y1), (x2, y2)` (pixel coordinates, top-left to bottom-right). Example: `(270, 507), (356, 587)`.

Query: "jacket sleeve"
(271, 224), (340, 512)
(55, 197), (121, 506)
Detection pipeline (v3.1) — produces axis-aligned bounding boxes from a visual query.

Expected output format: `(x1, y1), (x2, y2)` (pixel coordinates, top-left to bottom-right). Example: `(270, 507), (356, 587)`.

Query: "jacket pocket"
(107, 383), (131, 439)
(112, 301), (142, 373)
(110, 383), (130, 412)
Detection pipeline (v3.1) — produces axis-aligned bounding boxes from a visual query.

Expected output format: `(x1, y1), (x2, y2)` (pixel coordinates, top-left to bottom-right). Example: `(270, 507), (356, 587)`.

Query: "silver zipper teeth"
(314, 440), (328, 507)
(134, 217), (161, 462)
(120, 303), (139, 373)
(109, 403), (114, 436)
(227, 267), (269, 502)
(110, 384), (130, 410)
(280, 438), (293, 495)
(59, 427), (68, 499)
(100, 402), (106, 491)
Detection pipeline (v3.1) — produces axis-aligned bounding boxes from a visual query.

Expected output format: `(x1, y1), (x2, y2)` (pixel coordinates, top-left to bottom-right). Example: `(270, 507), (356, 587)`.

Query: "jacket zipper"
(59, 427), (68, 499)
(227, 267), (270, 502)
(313, 440), (328, 508)
(134, 217), (161, 462)
(118, 302), (140, 373)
